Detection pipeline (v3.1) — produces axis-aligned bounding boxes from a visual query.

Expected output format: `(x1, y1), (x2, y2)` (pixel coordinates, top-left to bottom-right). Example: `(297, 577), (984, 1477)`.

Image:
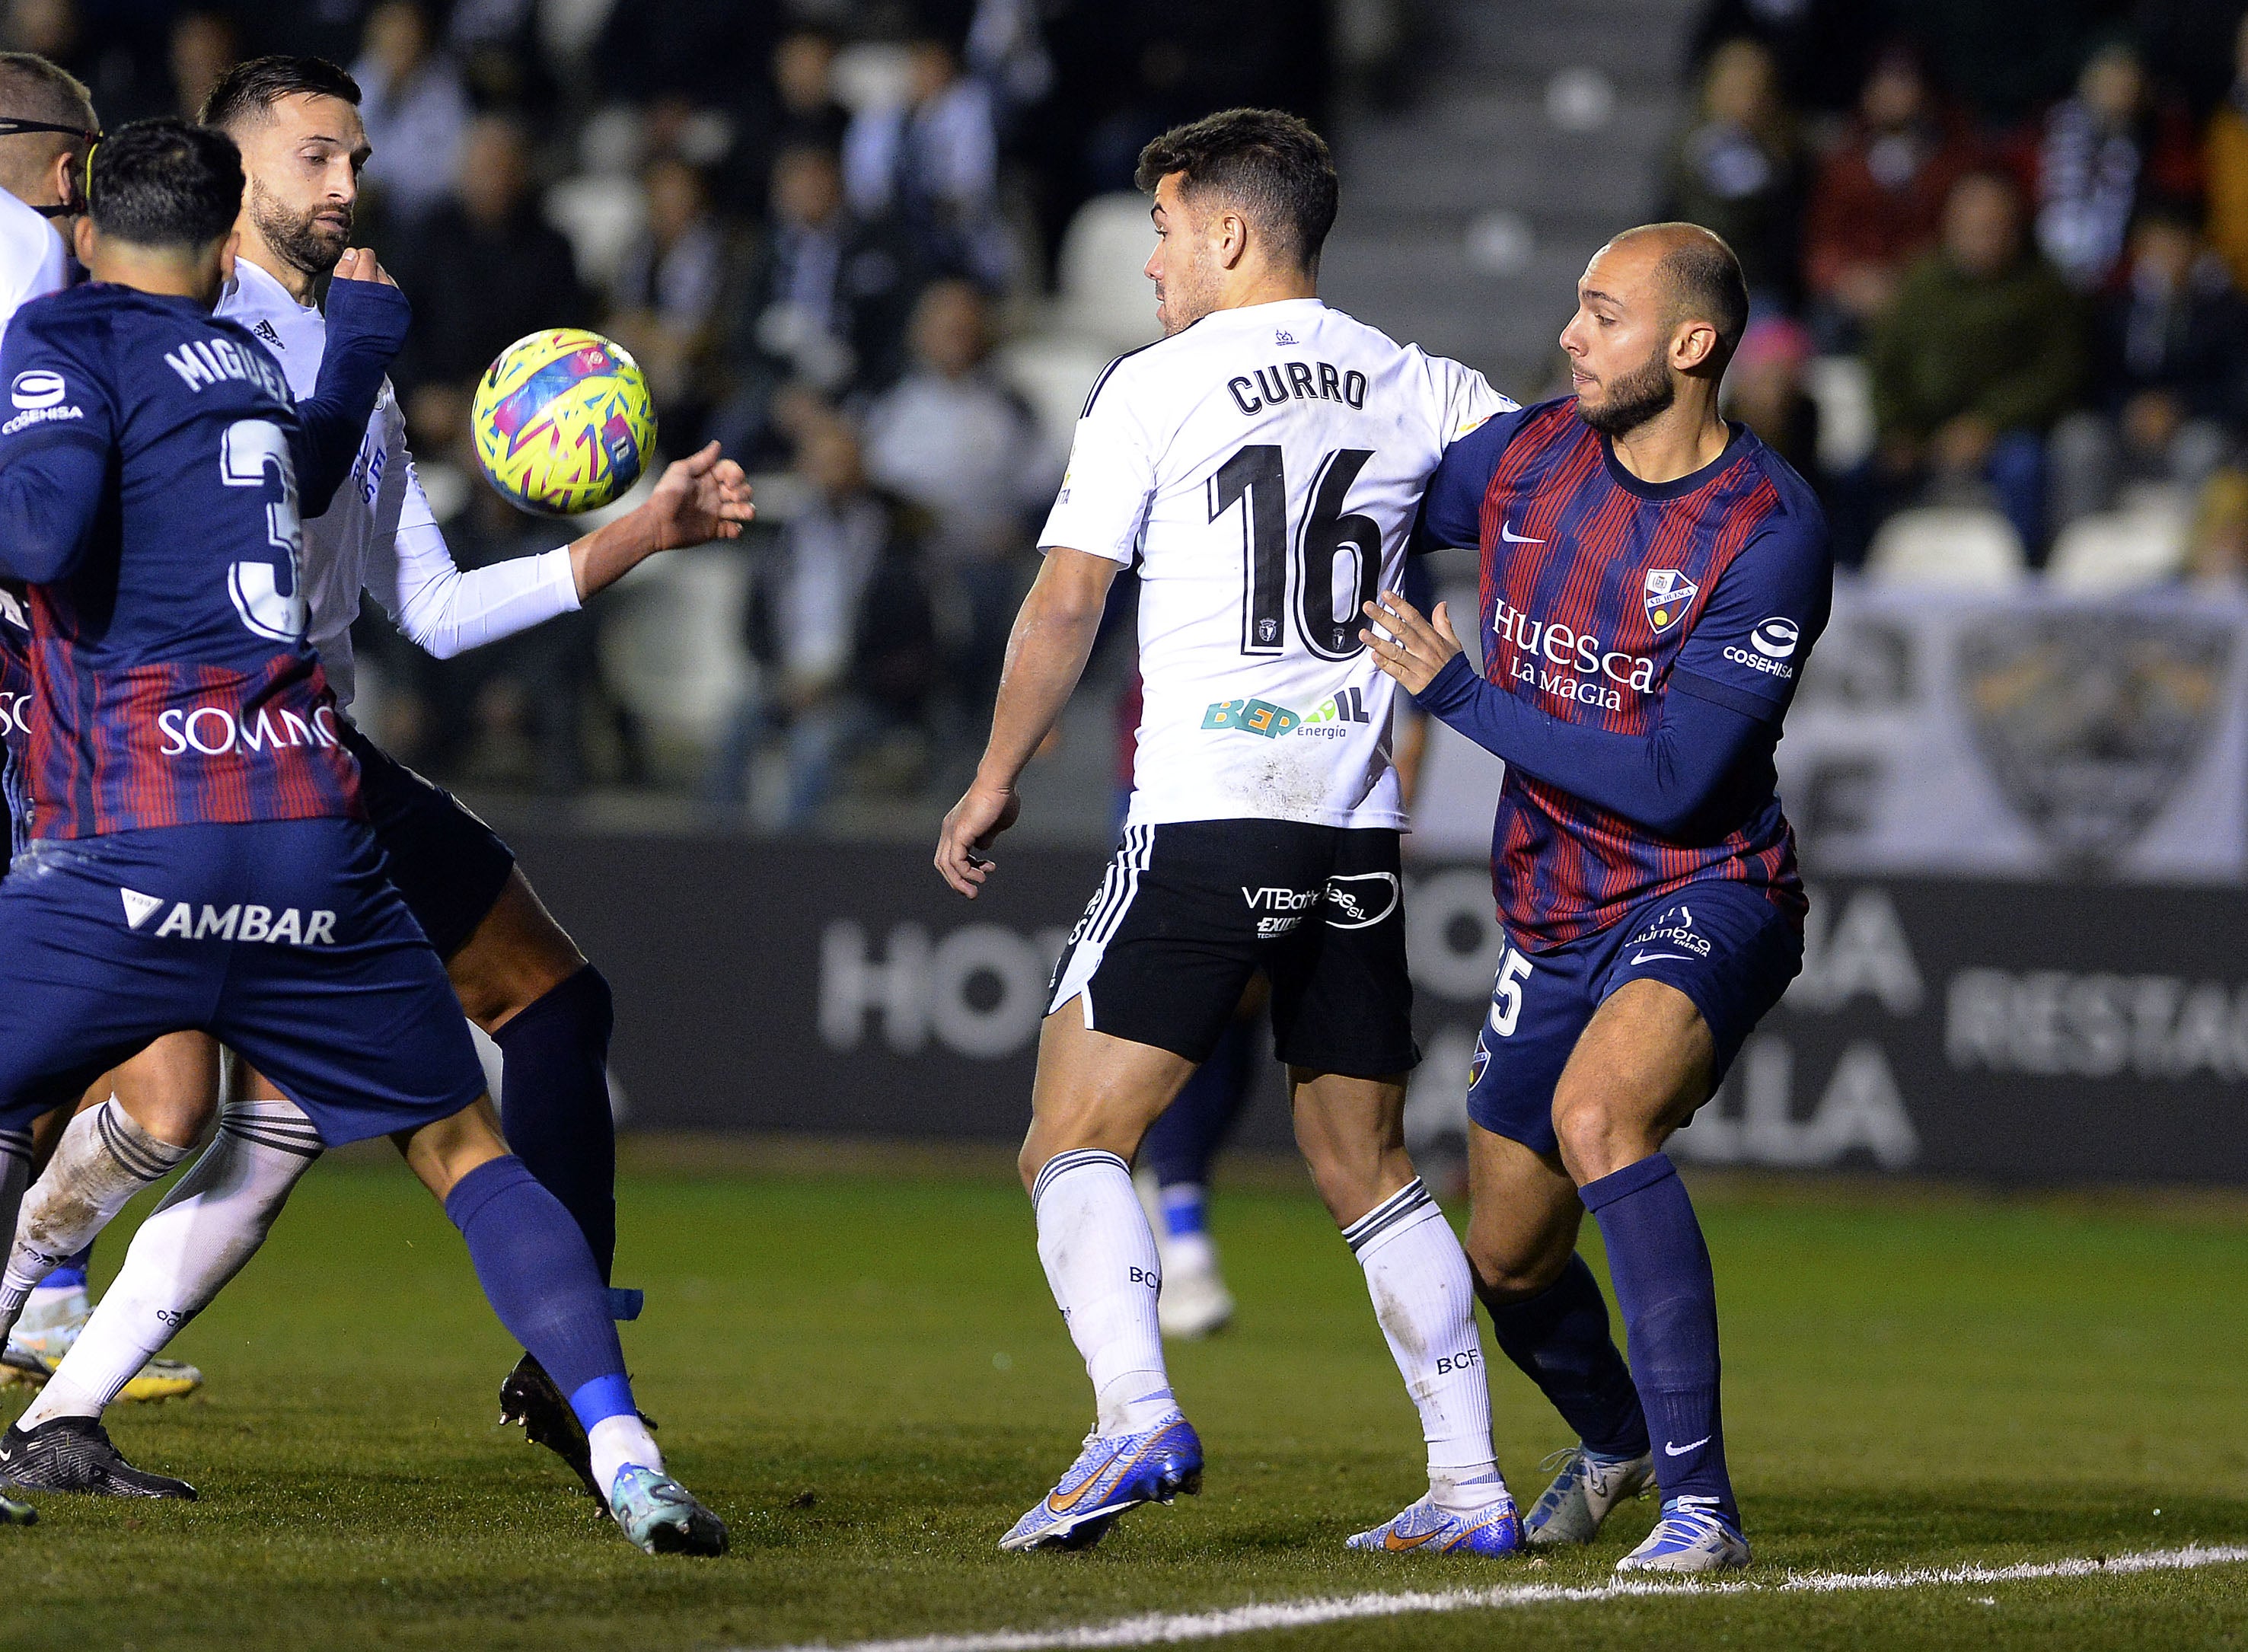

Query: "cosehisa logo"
(1749, 616), (1799, 659)
(11, 371), (63, 410)
(1724, 614), (1800, 680)
(2, 370), (81, 435)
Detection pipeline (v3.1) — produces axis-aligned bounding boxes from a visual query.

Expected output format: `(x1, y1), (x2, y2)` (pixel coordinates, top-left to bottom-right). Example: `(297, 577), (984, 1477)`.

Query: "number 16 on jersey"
(1209, 443), (1384, 660)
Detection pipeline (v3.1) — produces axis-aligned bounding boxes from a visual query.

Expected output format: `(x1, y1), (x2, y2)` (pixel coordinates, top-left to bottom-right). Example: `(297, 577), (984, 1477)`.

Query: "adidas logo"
(253, 319), (283, 349)
(1274, 330), (1296, 344)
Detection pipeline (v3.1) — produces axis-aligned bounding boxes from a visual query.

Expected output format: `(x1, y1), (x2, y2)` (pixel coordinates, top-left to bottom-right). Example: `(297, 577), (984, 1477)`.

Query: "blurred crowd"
(3, 0), (1341, 812)
(1669, 0), (2248, 584)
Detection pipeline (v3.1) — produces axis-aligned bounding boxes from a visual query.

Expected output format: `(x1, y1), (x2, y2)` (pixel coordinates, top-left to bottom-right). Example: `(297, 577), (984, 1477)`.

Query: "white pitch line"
(745, 1543), (2248, 1652)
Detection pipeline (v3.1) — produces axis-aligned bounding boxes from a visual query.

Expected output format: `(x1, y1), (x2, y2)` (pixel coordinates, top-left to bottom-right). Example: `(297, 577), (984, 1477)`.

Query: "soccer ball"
(470, 329), (658, 515)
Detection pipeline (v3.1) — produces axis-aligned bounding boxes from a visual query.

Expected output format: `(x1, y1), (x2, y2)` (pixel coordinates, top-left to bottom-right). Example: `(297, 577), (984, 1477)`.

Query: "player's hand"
(1361, 590), (1463, 695)
(331, 248), (397, 287)
(935, 782), (1021, 898)
(643, 441), (755, 550)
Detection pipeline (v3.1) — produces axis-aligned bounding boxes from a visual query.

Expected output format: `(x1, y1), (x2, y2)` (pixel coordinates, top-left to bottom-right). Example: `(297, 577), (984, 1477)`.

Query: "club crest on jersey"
(1644, 569), (1698, 633)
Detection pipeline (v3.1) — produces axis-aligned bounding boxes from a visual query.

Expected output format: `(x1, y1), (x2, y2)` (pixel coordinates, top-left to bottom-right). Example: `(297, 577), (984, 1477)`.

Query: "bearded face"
(247, 174), (349, 279)
(1574, 336), (1677, 438)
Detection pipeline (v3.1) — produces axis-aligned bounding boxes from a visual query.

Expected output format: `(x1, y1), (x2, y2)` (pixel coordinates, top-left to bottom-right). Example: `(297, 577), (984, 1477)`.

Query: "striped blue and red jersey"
(1415, 398), (1831, 949)
(0, 283), (359, 839)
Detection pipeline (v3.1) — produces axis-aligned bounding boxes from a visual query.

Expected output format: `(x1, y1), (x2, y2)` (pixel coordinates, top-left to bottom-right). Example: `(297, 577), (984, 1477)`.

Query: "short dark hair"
(88, 118), (244, 249)
(199, 54), (360, 131)
(1134, 107), (1338, 275)
(1650, 225), (1749, 365)
(0, 51), (96, 136)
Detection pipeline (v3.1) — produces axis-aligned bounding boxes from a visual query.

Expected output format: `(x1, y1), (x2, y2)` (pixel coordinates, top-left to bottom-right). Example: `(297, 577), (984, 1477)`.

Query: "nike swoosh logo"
(1631, 951), (1692, 965)
(1664, 1436), (1711, 1456)
(1384, 1528), (1443, 1550)
(1046, 1446), (1121, 1514)
(1499, 523), (1544, 544)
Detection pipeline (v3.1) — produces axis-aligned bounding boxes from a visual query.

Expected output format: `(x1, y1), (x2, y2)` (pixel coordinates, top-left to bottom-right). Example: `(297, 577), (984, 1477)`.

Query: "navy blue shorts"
(1465, 881), (1803, 1158)
(343, 724), (516, 960)
(0, 819), (487, 1147)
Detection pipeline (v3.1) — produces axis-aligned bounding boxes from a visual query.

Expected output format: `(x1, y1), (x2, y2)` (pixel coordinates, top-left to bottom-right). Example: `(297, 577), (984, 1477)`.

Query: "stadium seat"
(1056, 193), (1164, 353)
(1804, 354), (1875, 476)
(1865, 506), (2028, 588)
(2046, 501), (2190, 592)
(544, 174), (646, 298)
(598, 544), (753, 751)
(996, 333), (1111, 463)
(829, 42), (915, 112)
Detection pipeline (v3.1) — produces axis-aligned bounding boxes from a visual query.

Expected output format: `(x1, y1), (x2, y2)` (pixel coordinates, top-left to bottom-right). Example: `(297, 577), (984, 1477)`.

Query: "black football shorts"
(1045, 818), (1418, 1079)
(340, 723), (517, 961)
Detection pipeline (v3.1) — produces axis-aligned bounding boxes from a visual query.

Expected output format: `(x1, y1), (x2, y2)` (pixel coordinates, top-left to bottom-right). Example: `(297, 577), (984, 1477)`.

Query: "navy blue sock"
(445, 1156), (628, 1410)
(1581, 1153), (1736, 1526)
(1483, 1252), (1649, 1460)
(494, 964), (618, 1284)
(40, 1242), (94, 1293)
(1143, 1015), (1255, 1188)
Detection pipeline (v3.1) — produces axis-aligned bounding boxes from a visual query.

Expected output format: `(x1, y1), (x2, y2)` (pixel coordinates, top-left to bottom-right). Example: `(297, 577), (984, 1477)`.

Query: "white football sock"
(1342, 1178), (1507, 1512)
(1033, 1150), (1175, 1436)
(18, 1098), (320, 1429)
(589, 1413), (665, 1501)
(0, 1099), (194, 1342)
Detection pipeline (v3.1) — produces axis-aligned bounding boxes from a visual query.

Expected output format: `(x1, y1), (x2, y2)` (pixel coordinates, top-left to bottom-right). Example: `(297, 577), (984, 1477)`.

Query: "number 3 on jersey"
(220, 417), (306, 643)
(1209, 444), (1382, 661)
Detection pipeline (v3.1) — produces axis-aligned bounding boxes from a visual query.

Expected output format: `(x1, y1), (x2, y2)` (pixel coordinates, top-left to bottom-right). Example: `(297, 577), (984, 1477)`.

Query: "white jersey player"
(218, 255), (584, 706)
(935, 109), (1524, 1558)
(1052, 300), (1495, 837)
(0, 56), (748, 1508)
(0, 168), (66, 334)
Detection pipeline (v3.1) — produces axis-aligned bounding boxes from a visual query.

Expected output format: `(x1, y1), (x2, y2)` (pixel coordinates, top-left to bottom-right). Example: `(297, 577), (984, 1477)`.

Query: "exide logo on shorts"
(156, 704), (340, 757)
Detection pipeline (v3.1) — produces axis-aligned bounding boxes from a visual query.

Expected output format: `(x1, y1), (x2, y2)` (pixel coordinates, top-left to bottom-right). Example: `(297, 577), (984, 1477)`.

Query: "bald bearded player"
(1366, 224), (1832, 1574)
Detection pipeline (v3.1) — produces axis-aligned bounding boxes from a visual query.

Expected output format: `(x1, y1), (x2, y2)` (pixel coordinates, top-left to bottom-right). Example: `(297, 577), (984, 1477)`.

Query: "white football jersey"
(1040, 297), (1509, 831)
(0, 187), (69, 341)
(217, 257), (579, 709)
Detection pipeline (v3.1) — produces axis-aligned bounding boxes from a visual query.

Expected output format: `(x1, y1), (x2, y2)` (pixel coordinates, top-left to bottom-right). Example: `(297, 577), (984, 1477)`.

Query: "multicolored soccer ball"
(470, 329), (657, 515)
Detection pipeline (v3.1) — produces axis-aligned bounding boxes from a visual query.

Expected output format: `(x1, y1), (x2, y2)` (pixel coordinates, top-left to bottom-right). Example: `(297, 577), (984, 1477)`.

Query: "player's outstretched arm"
(375, 442), (754, 662)
(1363, 590), (1771, 837)
(936, 547), (1121, 898)
(566, 440), (754, 601)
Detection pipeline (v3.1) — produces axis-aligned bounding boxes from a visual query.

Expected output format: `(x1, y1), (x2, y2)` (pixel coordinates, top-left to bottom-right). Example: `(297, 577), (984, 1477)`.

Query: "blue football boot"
(1346, 1489), (1523, 1555)
(998, 1411), (1204, 1552)
(605, 1464), (729, 1556)
(1614, 1495), (1749, 1573)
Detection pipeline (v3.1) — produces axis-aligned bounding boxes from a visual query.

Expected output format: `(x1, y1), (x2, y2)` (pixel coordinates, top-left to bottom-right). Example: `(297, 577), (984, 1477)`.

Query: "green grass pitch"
(5, 1143), (2246, 1651)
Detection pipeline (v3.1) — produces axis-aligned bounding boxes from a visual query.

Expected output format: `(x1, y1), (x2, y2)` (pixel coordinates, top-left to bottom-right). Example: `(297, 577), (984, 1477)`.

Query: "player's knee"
(116, 1086), (218, 1151)
(451, 880), (588, 1029)
(1551, 1090), (1634, 1182)
(1465, 1232), (1569, 1304)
